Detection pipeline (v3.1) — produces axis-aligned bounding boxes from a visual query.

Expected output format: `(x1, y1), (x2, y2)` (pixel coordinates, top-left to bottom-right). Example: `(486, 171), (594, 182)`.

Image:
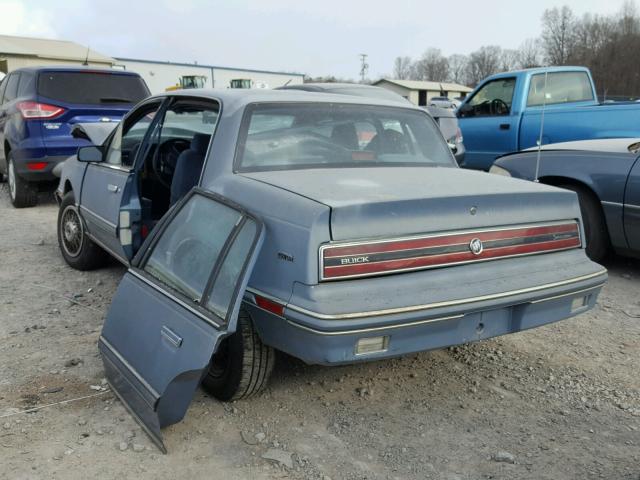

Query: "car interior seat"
(169, 133), (211, 206)
(330, 123), (359, 150)
(365, 129), (409, 154)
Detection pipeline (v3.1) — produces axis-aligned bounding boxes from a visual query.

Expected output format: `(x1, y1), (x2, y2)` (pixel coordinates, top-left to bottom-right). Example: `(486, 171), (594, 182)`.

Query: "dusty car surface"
(491, 138), (640, 261)
(56, 89), (607, 451)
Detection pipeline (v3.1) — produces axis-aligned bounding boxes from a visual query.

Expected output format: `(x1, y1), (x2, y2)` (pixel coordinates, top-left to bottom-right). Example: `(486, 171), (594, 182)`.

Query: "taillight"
(17, 101), (65, 119)
(27, 162), (48, 171)
(320, 222), (581, 281)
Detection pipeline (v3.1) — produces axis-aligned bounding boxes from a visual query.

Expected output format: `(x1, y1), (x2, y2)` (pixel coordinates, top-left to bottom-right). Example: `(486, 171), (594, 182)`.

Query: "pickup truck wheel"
(57, 192), (107, 270)
(560, 184), (609, 262)
(7, 154), (38, 208)
(202, 308), (275, 401)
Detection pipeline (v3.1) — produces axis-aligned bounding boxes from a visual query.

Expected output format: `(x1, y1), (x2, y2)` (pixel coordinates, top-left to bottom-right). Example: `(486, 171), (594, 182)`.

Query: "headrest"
(191, 133), (211, 153)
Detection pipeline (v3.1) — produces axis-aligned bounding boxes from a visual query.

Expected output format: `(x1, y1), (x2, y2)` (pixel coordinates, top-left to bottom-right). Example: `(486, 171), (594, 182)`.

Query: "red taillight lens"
(17, 101), (65, 119)
(254, 295), (285, 317)
(27, 162), (48, 171)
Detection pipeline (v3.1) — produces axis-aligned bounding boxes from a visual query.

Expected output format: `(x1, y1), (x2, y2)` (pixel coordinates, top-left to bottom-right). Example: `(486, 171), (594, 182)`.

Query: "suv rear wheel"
(7, 153), (38, 208)
(202, 308), (275, 401)
(57, 191), (107, 270)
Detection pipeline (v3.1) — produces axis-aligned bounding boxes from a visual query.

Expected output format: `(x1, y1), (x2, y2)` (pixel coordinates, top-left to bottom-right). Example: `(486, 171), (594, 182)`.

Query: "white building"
(115, 58), (304, 93)
(373, 79), (472, 106)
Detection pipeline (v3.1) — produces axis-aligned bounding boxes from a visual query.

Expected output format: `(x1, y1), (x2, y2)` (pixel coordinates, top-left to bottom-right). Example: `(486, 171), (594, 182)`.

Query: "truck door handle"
(107, 184), (120, 193)
(499, 123), (510, 130)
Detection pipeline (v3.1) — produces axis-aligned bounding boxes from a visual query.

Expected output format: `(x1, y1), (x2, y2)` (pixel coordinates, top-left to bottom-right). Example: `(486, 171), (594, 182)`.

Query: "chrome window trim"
(319, 220), (581, 282)
(282, 269), (607, 320)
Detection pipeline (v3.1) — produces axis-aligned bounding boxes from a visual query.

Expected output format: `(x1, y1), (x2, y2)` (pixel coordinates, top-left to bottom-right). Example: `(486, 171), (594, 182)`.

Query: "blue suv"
(0, 66), (149, 207)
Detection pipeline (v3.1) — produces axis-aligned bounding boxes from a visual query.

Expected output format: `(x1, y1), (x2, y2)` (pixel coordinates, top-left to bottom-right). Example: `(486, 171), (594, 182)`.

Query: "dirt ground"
(0, 185), (638, 480)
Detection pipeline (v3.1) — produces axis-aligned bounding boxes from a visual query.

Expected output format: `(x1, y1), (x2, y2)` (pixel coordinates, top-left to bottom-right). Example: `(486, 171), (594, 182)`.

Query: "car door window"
(460, 78), (516, 117)
(104, 102), (161, 167)
(17, 72), (35, 97)
(0, 77), (8, 103)
(142, 192), (259, 324)
(3, 73), (19, 104)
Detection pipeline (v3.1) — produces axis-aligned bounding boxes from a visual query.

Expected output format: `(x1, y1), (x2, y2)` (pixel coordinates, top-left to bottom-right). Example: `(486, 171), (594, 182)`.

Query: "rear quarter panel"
(519, 103), (640, 150)
(495, 150), (637, 250)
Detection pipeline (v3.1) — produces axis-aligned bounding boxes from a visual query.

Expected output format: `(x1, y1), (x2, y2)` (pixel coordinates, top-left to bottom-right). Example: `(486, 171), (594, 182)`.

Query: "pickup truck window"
(237, 103), (454, 171)
(459, 78), (516, 117)
(527, 71), (594, 107)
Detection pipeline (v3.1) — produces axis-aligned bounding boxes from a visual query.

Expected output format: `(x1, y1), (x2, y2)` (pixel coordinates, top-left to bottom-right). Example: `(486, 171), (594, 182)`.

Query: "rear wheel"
(57, 191), (107, 270)
(560, 184), (609, 262)
(7, 153), (38, 208)
(202, 308), (275, 401)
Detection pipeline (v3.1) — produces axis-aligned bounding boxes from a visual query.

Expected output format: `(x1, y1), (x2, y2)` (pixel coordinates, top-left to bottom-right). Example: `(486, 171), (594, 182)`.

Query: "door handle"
(499, 123), (510, 130)
(107, 184), (120, 193)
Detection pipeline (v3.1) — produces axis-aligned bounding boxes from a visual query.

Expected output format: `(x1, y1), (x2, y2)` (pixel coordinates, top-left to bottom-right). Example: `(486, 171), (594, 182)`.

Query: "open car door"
(99, 188), (264, 453)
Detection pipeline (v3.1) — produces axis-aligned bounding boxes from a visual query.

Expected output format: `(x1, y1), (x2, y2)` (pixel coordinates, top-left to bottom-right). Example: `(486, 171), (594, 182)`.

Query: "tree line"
(391, 1), (640, 99)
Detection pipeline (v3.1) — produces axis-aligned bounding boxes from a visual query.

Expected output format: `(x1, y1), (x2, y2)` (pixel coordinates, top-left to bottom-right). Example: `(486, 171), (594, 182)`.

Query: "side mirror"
(77, 145), (103, 163)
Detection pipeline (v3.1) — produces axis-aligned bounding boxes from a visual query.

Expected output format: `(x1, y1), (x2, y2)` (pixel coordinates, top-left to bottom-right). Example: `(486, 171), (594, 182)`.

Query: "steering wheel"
(490, 99), (509, 115)
(152, 138), (191, 189)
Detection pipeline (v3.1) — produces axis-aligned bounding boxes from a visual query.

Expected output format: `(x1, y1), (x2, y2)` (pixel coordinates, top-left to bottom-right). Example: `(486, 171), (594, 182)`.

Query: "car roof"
(151, 88), (425, 111)
(522, 137), (640, 154)
(10, 66), (141, 76)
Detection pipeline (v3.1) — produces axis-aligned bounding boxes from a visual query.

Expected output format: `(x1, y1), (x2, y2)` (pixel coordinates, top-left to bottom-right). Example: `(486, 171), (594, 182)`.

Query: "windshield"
(37, 72), (149, 105)
(236, 103), (455, 171)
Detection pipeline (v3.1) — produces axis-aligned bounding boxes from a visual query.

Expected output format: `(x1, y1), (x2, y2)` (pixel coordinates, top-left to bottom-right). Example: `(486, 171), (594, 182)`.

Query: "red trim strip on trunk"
(322, 223), (580, 280)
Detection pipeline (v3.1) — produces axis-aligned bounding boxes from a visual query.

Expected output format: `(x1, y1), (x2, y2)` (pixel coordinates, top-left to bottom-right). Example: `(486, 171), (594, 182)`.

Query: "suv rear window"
(236, 103), (454, 172)
(37, 72), (149, 105)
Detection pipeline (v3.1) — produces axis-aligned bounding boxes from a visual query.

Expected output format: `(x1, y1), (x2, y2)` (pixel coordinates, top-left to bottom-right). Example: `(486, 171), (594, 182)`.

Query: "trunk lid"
(241, 167), (582, 240)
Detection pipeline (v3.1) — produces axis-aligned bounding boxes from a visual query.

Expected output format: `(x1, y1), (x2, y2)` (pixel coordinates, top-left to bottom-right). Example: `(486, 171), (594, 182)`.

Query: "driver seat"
(169, 133), (211, 206)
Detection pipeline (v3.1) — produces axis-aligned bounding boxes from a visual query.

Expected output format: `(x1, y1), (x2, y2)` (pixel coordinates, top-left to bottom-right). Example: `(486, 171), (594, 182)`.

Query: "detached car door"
(99, 189), (264, 452)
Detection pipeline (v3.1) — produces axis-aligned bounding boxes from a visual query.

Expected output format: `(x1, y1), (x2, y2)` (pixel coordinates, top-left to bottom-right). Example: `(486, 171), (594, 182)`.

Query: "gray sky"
(1, 0), (632, 78)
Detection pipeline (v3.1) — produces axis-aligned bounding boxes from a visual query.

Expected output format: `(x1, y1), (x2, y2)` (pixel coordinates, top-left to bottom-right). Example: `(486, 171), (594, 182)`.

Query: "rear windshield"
(37, 72), (149, 105)
(236, 103), (454, 171)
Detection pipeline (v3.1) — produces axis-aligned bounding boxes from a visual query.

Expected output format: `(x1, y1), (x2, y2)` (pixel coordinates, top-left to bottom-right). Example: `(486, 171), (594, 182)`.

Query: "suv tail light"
(17, 101), (65, 119)
(320, 222), (581, 281)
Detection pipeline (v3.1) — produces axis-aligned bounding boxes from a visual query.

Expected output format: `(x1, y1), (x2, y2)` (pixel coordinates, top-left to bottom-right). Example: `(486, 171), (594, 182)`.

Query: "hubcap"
(60, 206), (83, 257)
(8, 160), (16, 201)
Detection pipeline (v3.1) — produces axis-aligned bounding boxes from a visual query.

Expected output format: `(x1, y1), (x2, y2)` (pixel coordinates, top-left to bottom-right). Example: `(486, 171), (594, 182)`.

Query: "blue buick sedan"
(56, 89), (606, 452)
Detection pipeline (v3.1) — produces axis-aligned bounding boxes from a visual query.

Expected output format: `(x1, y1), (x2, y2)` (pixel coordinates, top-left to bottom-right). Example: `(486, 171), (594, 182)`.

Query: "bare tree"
(541, 6), (576, 65)
(517, 38), (544, 68)
(392, 56), (413, 80)
(499, 49), (520, 72)
(447, 54), (469, 85)
(413, 48), (449, 82)
(466, 46), (502, 85)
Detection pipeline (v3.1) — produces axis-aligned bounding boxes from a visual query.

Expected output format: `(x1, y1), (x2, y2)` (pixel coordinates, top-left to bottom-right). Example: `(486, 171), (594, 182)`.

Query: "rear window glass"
(527, 72), (594, 107)
(236, 103), (454, 172)
(37, 72), (149, 105)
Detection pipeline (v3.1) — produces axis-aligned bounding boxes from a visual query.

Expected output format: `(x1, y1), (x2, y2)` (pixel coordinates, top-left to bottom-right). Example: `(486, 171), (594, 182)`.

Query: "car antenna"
(534, 70), (548, 183)
(83, 45), (90, 66)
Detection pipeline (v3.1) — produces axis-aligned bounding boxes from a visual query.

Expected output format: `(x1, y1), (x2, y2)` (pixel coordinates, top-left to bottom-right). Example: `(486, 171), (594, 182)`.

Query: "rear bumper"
(247, 250), (607, 365)
(12, 151), (72, 182)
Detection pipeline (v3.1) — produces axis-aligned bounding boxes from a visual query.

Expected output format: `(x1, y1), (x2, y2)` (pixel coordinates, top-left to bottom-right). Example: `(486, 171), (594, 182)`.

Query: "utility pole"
(359, 54), (369, 83)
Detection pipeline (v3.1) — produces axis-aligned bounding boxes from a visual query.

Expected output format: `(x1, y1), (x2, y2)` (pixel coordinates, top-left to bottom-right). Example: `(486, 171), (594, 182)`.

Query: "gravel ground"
(0, 185), (638, 480)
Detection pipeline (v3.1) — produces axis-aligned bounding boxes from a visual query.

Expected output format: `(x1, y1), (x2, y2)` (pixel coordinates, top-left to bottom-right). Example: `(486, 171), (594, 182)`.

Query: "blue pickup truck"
(457, 66), (640, 170)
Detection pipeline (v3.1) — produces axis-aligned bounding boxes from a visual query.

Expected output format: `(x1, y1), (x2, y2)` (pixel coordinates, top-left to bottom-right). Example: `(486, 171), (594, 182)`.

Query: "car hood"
(241, 167), (582, 241)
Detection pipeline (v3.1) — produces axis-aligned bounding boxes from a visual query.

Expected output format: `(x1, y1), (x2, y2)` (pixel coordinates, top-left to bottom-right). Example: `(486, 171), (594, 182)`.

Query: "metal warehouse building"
(374, 78), (472, 106)
(0, 34), (304, 91)
(115, 58), (304, 93)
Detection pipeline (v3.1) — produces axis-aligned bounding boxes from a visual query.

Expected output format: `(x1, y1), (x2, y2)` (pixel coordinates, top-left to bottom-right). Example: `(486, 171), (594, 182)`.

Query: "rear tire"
(57, 191), (107, 270)
(7, 153), (38, 208)
(559, 184), (609, 262)
(202, 308), (275, 401)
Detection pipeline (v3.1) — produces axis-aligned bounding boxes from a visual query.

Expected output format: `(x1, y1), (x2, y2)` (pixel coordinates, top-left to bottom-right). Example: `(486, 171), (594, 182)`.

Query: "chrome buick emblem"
(469, 238), (483, 255)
